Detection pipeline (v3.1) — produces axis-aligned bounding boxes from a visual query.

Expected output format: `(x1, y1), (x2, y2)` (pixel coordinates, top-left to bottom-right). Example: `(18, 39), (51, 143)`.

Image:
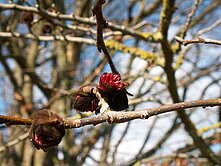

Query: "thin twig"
(0, 3), (160, 42)
(141, 153), (200, 163)
(0, 115), (32, 126)
(112, 122), (131, 164)
(137, 116), (158, 155)
(0, 132), (29, 152)
(181, 0), (200, 38)
(174, 36), (221, 46)
(92, 0), (119, 74)
(197, 18), (221, 35)
(0, 32), (95, 44)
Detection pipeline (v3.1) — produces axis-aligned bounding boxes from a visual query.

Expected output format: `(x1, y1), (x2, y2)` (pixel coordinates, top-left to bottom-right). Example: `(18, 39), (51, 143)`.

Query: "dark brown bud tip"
(29, 109), (65, 152)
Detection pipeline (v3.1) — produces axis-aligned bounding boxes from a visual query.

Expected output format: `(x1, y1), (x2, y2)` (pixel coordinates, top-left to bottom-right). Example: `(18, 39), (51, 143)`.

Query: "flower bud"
(71, 86), (100, 113)
(29, 110), (65, 152)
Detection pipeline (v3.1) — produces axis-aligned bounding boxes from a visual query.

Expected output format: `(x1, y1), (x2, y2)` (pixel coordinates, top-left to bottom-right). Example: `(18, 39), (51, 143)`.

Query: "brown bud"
(29, 110), (65, 152)
(99, 89), (129, 111)
(21, 12), (33, 27)
(20, 103), (33, 113)
(42, 22), (54, 34)
(71, 86), (100, 113)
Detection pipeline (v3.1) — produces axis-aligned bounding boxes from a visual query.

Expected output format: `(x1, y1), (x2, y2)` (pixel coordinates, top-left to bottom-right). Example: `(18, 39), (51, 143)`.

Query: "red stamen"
(98, 73), (125, 92)
(35, 135), (43, 145)
(75, 95), (80, 101)
(91, 100), (95, 111)
(97, 85), (106, 91)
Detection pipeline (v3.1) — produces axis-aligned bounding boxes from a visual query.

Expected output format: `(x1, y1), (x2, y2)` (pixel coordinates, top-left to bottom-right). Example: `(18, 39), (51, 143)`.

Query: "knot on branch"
(140, 113), (149, 119)
(29, 109), (66, 152)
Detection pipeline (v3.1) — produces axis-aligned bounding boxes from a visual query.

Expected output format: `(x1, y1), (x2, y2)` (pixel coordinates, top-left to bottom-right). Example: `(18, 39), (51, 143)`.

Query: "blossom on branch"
(71, 73), (132, 113)
(97, 73), (132, 111)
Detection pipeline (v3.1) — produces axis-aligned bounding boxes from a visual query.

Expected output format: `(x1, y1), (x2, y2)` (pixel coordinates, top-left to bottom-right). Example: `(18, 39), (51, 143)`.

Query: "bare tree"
(0, 0), (221, 165)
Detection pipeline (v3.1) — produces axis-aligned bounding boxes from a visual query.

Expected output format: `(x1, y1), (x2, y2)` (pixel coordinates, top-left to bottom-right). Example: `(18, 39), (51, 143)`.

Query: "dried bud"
(42, 22), (54, 34)
(97, 73), (132, 111)
(21, 12), (33, 27)
(71, 86), (100, 113)
(29, 110), (65, 152)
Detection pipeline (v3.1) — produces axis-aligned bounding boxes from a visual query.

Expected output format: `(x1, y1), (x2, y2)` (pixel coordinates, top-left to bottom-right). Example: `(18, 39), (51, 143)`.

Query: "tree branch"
(0, 3), (160, 43)
(92, 0), (119, 74)
(0, 115), (32, 126)
(0, 132), (29, 152)
(1, 99), (221, 128)
(174, 36), (221, 46)
(159, 0), (221, 165)
(0, 32), (95, 44)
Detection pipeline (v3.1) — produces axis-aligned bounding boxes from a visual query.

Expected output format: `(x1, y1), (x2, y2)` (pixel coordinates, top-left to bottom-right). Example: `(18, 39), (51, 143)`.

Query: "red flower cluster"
(97, 73), (125, 92)
(72, 73), (131, 112)
(97, 73), (131, 111)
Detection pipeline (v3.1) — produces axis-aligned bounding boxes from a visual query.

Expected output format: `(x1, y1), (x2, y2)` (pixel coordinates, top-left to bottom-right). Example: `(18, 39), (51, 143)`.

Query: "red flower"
(97, 73), (131, 111)
(97, 73), (125, 92)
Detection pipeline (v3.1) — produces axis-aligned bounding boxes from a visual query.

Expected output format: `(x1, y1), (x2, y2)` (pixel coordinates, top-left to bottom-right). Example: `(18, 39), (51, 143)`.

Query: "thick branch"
(159, 0), (221, 165)
(1, 99), (221, 128)
(64, 99), (221, 128)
